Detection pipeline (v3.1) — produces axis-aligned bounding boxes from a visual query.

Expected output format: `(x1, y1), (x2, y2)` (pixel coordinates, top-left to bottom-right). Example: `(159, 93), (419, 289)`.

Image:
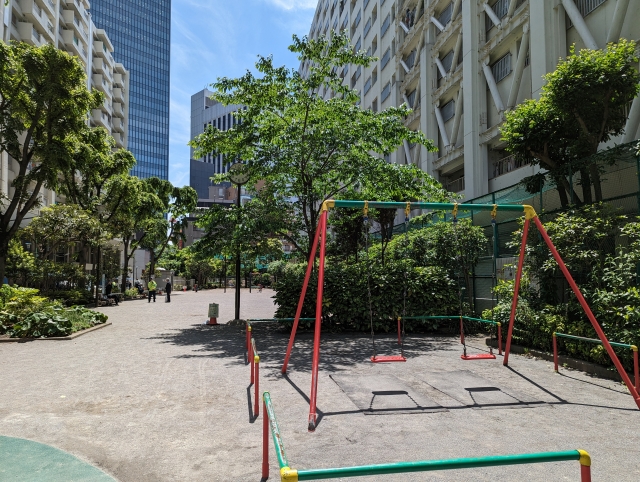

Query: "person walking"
(148, 278), (157, 303)
(165, 279), (172, 303)
(194, 282), (198, 293)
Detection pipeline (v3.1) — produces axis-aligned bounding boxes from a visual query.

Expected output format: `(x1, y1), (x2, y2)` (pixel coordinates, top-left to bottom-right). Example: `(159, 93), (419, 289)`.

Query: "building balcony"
(19, 0), (54, 42)
(398, 10), (424, 56)
(42, 0), (56, 17)
(64, 0), (90, 28)
(92, 57), (111, 75)
(16, 22), (44, 46)
(113, 88), (125, 103)
(446, 176), (465, 194)
(61, 9), (88, 42)
(112, 117), (124, 133)
(114, 132), (126, 148)
(92, 75), (112, 99)
(60, 29), (87, 61)
(113, 102), (123, 116)
(92, 41), (115, 68)
(91, 109), (111, 131)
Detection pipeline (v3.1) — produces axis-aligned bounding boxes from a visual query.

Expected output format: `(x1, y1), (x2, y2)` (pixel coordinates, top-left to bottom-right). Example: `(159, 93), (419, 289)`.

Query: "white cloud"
(264, 0), (317, 11)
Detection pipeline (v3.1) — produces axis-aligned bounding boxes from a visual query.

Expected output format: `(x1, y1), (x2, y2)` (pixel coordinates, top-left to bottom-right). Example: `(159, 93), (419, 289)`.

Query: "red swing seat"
(461, 353), (496, 360)
(371, 355), (407, 363)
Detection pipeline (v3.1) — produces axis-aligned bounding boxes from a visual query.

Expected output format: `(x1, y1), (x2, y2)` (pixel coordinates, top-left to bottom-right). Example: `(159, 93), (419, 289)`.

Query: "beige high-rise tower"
(303, 0), (640, 199)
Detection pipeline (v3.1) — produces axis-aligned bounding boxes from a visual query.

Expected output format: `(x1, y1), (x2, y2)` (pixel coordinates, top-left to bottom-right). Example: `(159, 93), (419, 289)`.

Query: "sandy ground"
(0, 288), (638, 481)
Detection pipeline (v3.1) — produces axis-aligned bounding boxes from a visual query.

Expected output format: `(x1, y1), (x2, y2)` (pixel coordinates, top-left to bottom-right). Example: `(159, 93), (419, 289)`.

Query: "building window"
(441, 99), (455, 121)
(354, 36), (361, 52)
(364, 76), (372, 95)
(485, 0), (509, 31)
(371, 98), (378, 112)
(381, 48), (391, 70)
(364, 0), (370, 9)
(567, 0), (607, 27)
(363, 17), (372, 38)
(437, 2), (453, 27)
(491, 53), (512, 83)
(381, 14), (391, 37)
(407, 89), (417, 108)
(352, 9), (361, 33)
(437, 50), (455, 79)
(381, 82), (391, 102)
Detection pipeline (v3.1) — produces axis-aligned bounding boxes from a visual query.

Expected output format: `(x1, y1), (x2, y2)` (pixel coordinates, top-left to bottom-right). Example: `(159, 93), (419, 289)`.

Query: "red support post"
(282, 212), (323, 374)
(553, 333), (558, 373)
(254, 357), (260, 418)
(262, 399), (269, 480)
(250, 340), (255, 386)
(633, 347), (639, 393)
(503, 217), (530, 366)
(497, 323), (503, 355)
(534, 216), (640, 408)
(397, 317), (401, 345)
(308, 209), (328, 432)
(580, 464), (592, 482)
(459, 316), (465, 345)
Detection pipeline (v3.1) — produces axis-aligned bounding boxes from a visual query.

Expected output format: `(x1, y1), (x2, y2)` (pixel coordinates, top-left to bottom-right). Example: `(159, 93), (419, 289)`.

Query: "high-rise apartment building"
(302, 0), (640, 200)
(0, 0), (130, 208)
(190, 89), (244, 199)
(89, 0), (171, 180)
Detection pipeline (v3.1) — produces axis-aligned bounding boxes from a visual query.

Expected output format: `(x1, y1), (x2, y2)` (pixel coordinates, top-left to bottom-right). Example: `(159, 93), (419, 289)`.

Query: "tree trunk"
(579, 168), (593, 204)
(148, 250), (156, 282)
(0, 255), (6, 287)
(121, 239), (130, 294)
(94, 245), (101, 307)
(588, 163), (603, 202)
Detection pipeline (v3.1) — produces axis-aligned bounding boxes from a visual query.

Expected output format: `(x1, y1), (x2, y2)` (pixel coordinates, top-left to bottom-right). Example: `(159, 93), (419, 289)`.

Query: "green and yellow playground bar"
(553, 332), (639, 391)
(281, 201), (640, 431)
(261, 392), (592, 481)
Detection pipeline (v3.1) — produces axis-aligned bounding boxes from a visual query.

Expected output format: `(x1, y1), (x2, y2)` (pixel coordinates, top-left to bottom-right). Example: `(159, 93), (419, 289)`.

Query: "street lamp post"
(228, 163), (250, 321)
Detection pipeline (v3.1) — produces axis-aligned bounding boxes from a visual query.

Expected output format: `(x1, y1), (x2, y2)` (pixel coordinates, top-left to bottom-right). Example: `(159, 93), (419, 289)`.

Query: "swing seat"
(461, 353), (496, 360)
(371, 355), (407, 363)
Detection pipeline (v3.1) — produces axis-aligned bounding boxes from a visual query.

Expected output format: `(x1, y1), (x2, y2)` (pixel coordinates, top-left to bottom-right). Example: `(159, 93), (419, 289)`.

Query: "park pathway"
(0, 288), (639, 481)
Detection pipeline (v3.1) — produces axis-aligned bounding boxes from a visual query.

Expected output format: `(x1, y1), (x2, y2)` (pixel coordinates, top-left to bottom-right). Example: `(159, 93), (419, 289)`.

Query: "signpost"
(207, 303), (219, 325)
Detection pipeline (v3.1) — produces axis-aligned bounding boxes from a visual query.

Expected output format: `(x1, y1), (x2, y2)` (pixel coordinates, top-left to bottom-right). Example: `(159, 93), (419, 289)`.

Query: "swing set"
(281, 200), (640, 431)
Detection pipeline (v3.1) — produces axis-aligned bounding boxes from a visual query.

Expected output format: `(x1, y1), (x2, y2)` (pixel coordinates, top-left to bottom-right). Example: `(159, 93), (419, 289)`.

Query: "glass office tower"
(89, 0), (171, 180)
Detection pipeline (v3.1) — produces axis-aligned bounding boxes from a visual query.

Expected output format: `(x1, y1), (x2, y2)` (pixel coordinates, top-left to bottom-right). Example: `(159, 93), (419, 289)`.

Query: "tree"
(0, 42), (102, 283)
(138, 179), (198, 281)
(5, 239), (36, 286)
(190, 32), (437, 259)
(501, 40), (640, 206)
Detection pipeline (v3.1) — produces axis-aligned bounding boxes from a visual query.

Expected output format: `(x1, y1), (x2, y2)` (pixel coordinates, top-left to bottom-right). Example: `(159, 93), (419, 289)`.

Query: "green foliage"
(42, 289), (93, 307)
(501, 40), (640, 205)
(9, 311), (73, 338)
(490, 204), (640, 370)
(5, 239), (36, 285)
(0, 42), (103, 278)
(273, 221), (486, 332)
(190, 32), (438, 259)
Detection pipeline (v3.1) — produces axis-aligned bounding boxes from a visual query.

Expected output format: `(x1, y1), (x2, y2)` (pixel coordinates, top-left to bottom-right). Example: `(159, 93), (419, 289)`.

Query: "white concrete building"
(302, 0), (640, 199)
(0, 0), (130, 209)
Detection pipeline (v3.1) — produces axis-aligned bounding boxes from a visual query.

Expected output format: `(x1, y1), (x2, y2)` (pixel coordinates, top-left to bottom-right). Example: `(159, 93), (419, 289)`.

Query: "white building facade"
(0, 0), (130, 209)
(303, 0), (640, 199)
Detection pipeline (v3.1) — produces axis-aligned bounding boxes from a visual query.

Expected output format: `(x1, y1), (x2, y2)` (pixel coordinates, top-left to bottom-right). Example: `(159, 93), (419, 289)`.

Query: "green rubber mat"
(0, 436), (115, 481)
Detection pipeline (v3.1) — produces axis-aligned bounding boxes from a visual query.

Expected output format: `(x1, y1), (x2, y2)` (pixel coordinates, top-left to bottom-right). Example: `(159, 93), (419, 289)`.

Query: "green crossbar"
(247, 318), (316, 323)
(554, 332), (635, 350)
(403, 315), (500, 326)
(263, 392), (289, 470)
(264, 392), (590, 481)
(331, 200), (528, 212)
(295, 451), (584, 480)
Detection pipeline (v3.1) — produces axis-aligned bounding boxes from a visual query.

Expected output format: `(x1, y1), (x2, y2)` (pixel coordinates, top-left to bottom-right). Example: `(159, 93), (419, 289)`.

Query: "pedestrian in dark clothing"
(194, 282), (198, 293)
(105, 281), (119, 306)
(165, 279), (172, 302)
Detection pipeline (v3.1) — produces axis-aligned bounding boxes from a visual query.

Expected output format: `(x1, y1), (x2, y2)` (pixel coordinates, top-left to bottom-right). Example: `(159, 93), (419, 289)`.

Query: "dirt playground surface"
(0, 288), (638, 481)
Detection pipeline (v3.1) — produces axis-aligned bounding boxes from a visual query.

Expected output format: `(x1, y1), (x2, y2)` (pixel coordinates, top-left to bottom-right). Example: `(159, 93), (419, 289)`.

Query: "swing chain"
(364, 202), (376, 359)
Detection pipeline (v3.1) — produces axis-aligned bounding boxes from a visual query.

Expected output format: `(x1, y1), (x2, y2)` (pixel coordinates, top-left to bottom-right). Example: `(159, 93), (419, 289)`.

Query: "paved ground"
(0, 288), (639, 481)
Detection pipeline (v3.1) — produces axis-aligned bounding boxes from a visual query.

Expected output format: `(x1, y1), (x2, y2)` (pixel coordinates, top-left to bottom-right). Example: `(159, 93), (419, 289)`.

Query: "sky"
(168, 0), (317, 187)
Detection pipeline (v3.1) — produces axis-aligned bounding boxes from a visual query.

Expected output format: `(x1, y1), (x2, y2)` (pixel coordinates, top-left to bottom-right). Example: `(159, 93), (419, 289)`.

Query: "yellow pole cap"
(578, 449), (591, 467)
(281, 466), (299, 481)
(363, 200), (369, 217)
(523, 205), (537, 220)
(254, 355), (260, 363)
(322, 200), (335, 211)
(248, 325), (252, 332)
(631, 345), (638, 352)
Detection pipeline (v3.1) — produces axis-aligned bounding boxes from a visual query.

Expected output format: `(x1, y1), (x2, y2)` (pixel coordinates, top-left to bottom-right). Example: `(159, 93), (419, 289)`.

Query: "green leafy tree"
(138, 180), (198, 281)
(501, 40), (640, 206)
(5, 239), (36, 286)
(190, 32), (437, 258)
(0, 42), (102, 282)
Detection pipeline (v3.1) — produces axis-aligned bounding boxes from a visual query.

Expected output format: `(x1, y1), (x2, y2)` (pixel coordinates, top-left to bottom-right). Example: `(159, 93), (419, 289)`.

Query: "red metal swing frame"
(281, 201), (640, 432)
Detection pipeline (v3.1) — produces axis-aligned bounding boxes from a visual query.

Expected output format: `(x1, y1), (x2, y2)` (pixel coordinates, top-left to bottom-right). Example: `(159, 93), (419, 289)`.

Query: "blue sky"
(169, 0), (316, 187)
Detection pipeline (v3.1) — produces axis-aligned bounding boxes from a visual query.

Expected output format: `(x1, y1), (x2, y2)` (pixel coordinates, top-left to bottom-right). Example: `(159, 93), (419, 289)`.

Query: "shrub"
(42, 289), (93, 306)
(9, 312), (73, 338)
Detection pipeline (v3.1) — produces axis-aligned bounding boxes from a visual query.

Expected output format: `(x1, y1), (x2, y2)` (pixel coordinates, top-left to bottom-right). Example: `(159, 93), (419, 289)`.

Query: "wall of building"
(303, 0), (640, 200)
(0, 0), (130, 224)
